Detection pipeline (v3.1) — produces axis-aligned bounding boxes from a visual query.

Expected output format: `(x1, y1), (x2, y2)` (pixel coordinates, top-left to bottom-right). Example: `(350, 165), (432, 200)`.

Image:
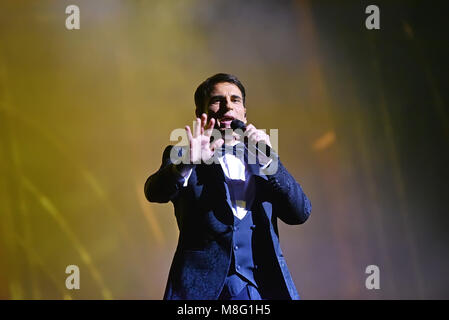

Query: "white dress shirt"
(181, 143), (255, 220)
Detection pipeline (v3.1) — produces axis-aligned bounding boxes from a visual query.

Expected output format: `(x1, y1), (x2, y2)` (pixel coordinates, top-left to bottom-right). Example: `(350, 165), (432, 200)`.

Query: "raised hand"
(185, 113), (224, 164)
(245, 124), (272, 148)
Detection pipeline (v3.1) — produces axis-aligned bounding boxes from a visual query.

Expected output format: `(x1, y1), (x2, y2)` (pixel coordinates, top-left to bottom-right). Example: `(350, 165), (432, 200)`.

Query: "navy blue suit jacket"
(144, 145), (312, 300)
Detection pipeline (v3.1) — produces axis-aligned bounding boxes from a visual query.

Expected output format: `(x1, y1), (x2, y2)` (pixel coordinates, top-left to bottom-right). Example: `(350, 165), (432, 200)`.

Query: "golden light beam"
(12, 234), (73, 300)
(347, 84), (398, 296)
(135, 183), (164, 246)
(402, 20), (449, 142)
(20, 175), (113, 300)
(294, 0), (360, 296)
(0, 104), (132, 247)
(313, 131), (336, 151)
(0, 58), (41, 299)
(369, 39), (425, 298)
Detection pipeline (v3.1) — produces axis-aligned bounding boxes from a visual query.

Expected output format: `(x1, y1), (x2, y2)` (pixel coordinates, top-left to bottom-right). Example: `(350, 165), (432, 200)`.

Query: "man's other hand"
(185, 113), (224, 164)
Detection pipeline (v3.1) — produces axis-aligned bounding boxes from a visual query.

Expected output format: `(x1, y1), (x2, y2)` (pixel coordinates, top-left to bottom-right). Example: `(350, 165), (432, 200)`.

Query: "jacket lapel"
(196, 163), (234, 219)
(195, 157), (270, 225)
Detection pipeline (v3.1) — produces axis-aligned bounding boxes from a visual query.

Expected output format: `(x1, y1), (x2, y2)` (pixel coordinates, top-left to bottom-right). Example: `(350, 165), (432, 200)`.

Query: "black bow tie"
(219, 142), (246, 156)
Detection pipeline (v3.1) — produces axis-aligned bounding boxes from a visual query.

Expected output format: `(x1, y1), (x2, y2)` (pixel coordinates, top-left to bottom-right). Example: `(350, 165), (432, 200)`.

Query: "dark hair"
(194, 73), (246, 117)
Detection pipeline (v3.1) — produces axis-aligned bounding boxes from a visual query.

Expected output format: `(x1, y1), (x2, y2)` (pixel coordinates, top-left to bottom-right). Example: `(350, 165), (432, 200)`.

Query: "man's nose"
(221, 97), (233, 111)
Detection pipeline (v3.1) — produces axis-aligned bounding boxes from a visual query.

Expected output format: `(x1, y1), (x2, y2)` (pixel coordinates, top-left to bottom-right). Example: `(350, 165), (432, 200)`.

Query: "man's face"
(206, 82), (247, 130)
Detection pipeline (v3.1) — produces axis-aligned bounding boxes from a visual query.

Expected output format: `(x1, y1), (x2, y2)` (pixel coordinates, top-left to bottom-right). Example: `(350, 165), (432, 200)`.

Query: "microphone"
(230, 119), (274, 165)
(230, 119), (247, 132)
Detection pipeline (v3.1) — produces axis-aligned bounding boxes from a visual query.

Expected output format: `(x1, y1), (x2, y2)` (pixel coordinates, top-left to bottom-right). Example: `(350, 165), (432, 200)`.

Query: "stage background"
(0, 0), (448, 299)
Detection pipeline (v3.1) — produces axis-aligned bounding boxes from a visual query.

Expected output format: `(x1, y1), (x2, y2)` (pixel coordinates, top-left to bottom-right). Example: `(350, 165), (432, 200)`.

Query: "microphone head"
(231, 119), (246, 131)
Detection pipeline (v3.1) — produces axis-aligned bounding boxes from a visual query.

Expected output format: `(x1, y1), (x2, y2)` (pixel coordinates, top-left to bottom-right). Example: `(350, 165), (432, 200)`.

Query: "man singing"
(144, 73), (311, 300)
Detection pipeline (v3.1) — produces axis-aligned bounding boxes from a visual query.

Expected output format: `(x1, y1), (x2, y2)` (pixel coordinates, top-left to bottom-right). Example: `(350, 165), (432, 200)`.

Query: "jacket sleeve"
(144, 145), (187, 203)
(267, 158), (312, 225)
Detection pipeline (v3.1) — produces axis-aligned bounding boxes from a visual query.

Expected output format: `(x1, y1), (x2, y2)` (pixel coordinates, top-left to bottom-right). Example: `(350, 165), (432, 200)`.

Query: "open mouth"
(218, 116), (235, 127)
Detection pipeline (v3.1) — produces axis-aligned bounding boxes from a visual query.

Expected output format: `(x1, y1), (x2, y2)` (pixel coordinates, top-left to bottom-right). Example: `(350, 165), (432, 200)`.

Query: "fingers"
(245, 123), (271, 146)
(204, 117), (216, 137)
(201, 113), (207, 135)
(193, 113), (209, 138)
(185, 125), (193, 142)
(210, 137), (224, 151)
(247, 129), (258, 141)
(246, 124), (256, 131)
(245, 124), (258, 140)
(194, 117), (201, 138)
